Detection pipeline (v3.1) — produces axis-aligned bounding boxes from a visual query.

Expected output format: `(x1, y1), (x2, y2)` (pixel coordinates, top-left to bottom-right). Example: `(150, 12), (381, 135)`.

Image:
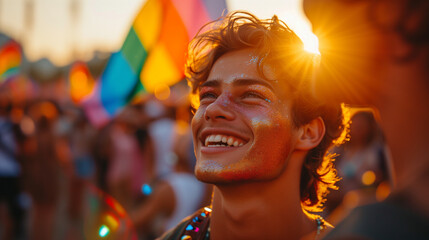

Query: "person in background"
(335, 112), (387, 193)
(131, 119), (210, 240)
(55, 106), (97, 240)
(107, 105), (153, 212)
(20, 100), (63, 240)
(304, 0), (429, 238)
(145, 99), (177, 179)
(0, 91), (24, 240)
(324, 111), (389, 225)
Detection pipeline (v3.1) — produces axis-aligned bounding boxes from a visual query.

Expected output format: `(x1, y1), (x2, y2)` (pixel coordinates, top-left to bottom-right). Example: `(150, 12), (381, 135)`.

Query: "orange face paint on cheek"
(217, 111), (292, 181)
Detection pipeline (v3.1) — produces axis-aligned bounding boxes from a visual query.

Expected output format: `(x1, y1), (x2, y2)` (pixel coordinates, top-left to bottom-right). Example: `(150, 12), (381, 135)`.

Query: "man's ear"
(295, 117), (325, 151)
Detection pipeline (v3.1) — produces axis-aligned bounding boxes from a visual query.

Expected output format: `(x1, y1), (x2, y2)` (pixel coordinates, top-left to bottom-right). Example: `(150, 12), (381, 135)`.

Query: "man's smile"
(198, 127), (250, 153)
(204, 134), (245, 147)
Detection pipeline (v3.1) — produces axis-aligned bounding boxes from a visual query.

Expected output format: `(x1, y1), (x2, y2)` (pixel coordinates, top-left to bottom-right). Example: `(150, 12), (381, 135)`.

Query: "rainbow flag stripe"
(84, 0), (227, 127)
(0, 41), (22, 84)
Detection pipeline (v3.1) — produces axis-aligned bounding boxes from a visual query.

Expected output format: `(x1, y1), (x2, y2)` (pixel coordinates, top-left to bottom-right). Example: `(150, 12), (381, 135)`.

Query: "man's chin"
(194, 169), (230, 184)
(195, 167), (278, 185)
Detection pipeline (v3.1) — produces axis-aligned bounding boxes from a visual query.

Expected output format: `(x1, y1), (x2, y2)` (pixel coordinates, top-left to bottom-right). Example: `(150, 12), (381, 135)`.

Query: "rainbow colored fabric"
(69, 62), (95, 104)
(84, 0), (227, 127)
(0, 41), (21, 84)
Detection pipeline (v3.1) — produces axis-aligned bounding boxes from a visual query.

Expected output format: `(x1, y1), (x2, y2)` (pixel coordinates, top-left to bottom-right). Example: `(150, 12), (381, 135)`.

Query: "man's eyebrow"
(200, 79), (220, 88)
(200, 78), (275, 91)
(232, 78), (274, 91)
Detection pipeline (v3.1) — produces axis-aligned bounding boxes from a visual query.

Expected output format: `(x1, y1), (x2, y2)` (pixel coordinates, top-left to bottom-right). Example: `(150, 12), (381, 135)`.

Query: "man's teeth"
(204, 134), (245, 147)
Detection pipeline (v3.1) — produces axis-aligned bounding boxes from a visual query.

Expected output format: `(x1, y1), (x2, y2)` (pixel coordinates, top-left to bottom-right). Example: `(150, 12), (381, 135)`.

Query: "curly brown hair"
(340, 0), (429, 63)
(186, 11), (347, 213)
(368, 0), (429, 64)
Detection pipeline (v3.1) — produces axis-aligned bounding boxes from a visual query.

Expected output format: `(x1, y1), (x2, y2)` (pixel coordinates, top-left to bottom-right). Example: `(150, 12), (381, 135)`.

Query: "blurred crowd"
(324, 111), (391, 224)
(0, 82), (212, 239)
(0, 28), (216, 239)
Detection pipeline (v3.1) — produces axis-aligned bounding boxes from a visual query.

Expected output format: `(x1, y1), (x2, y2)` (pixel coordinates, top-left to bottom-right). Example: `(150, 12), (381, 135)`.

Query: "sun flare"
(301, 33), (320, 55)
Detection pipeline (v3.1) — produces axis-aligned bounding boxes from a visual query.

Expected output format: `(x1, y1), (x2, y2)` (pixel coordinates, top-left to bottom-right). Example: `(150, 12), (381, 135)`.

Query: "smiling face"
(191, 48), (299, 184)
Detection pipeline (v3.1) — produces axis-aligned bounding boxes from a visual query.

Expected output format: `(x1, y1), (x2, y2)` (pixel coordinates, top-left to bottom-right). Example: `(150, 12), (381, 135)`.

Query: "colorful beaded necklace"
(179, 207), (329, 240)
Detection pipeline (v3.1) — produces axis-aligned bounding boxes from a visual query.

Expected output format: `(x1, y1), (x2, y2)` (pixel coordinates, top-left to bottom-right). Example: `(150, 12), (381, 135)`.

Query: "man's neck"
(209, 155), (316, 240)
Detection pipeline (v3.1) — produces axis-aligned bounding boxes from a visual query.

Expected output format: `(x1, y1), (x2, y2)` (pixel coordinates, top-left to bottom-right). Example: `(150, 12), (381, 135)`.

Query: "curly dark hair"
(347, 0), (429, 63)
(367, 0), (429, 47)
(185, 11), (347, 212)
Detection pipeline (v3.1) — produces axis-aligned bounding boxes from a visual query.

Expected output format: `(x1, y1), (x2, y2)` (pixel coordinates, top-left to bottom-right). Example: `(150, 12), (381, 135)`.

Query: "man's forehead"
(210, 49), (279, 79)
(212, 49), (260, 67)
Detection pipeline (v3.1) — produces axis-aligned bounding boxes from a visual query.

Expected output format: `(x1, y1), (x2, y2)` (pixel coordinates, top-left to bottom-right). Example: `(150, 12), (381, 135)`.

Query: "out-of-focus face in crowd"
(303, 0), (428, 105)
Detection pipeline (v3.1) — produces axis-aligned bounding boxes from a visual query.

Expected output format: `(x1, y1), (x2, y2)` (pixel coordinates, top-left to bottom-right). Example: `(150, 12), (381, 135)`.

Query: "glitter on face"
(196, 159), (224, 175)
(250, 117), (273, 128)
(220, 91), (232, 107)
(192, 49), (296, 183)
(247, 54), (258, 65)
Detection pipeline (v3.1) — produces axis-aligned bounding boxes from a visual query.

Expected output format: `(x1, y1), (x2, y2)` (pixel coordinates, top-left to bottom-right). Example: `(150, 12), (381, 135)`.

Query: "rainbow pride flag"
(84, 0), (227, 127)
(0, 41), (22, 84)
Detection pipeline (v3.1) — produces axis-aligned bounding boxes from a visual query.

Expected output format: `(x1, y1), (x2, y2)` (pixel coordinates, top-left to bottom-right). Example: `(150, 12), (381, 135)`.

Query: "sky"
(0, 0), (316, 66)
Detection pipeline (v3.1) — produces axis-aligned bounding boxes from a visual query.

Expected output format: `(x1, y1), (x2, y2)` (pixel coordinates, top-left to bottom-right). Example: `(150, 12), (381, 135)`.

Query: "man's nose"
(204, 94), (236, 121)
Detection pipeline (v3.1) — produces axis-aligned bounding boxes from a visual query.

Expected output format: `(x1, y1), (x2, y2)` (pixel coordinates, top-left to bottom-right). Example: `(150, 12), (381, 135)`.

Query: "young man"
(303, 0), (429, 239)
(159, 11), (346, 240)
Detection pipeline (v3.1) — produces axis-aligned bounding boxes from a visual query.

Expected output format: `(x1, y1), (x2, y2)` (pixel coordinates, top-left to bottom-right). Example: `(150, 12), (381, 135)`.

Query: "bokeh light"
(83, 184), (137, 240)
(376, 181), (391, 202)
(361, 170), (376, 186)
(39, 101), (58, 119)
(20, 116), (35, 135)
(141, 184), (152, 196)
(99, 225), (110, 237)
(154, 84), (171, 100)
(69, 62), (94, 104)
